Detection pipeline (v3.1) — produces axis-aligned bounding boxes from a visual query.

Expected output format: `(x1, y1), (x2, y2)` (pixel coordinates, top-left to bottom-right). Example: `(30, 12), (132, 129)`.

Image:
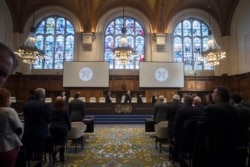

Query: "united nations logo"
(115, 104), (132, 113)
(79, 67), (93, 81)
(155, 68), (169, 82)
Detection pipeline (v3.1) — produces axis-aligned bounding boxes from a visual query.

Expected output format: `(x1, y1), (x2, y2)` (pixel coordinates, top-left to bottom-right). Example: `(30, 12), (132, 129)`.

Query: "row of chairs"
(15, 122), (87, 167)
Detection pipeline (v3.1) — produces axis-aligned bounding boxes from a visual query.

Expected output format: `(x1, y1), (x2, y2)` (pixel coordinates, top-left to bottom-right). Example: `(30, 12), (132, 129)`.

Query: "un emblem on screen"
(155, 68), (169, 82)
(79, 67), (93, 81)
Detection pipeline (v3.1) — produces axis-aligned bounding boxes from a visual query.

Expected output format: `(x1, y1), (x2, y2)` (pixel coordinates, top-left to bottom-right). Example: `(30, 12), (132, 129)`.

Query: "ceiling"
(5, 0), (239, 36)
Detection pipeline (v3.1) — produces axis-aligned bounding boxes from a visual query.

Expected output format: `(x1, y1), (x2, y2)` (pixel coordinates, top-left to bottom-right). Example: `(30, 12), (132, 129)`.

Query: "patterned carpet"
(44, 124), (175, 167)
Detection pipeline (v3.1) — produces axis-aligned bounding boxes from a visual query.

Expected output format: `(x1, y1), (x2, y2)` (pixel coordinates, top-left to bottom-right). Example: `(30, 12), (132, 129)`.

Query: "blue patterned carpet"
(44, 124), (174, 167)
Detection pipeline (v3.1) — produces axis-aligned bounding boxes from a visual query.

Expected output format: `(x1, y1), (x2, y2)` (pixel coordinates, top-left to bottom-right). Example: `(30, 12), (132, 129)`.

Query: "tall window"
(104, 17), (145, 69)
(173, 18), (213, 70)
(34, 16), (75, 69)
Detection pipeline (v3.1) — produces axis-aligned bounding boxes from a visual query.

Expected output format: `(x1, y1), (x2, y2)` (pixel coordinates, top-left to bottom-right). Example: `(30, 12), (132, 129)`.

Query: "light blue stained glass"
(201, 23), (208, 36)
(36, 35), (44, 50)
(173, 18), (211, 70)
(56, 18), (65, 35)
(193, 20), (201, 36)
(45, 35), (54, 59)
(115, 18), (123, 35)
(106, 22), (115, 35)
(174, 37), (182, 62)
(127, 36), (134, 48)
(34, 16), (75, 69)
(135, 22), (144, 36)
(104, 16), (145, 69)
(135, 36), (144, 53)
(36, 21), (45, 34)
(126, 18), (134, 35)
(66, 21), (74, 34)
(174, 23), (182, 36)
(54, 59), (63, 69)
(183, 20), (191, 36)
(46, 18), (55, 35)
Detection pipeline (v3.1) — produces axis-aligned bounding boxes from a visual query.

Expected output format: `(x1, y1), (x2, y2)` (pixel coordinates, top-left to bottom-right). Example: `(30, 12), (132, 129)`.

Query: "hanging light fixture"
(14, 0), (44, 65)
(201, 0), (226, 66)
(113, 0), (133, 64)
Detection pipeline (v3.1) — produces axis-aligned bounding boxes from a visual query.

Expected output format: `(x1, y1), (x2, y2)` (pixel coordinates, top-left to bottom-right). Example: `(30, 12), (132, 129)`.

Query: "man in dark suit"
(124, 90), (131, 103)
(166, 94), (182, 140)
(137, 93), (143, 103)
(153, 95), (168, 124)
(173, 95), (201, 167)
(231, 93), (250, 167)
(22, 88), (51, 165)
(193, 86), (241, 167)
(69, 92), (85, 121)
(151, 92), (157, 103)
(105, 91), (112, 103)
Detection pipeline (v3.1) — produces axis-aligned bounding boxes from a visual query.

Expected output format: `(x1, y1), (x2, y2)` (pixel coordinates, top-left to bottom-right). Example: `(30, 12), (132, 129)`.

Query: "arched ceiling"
(5, 0), (239, 36)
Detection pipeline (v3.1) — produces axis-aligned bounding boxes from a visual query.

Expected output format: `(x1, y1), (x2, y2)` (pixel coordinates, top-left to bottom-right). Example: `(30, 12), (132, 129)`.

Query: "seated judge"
(105, 91), (112, 103)
(124, 90), (131, 103)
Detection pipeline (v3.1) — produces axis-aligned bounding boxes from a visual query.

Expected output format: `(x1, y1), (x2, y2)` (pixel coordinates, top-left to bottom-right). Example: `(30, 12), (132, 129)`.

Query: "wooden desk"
(84, 103), (154, 115)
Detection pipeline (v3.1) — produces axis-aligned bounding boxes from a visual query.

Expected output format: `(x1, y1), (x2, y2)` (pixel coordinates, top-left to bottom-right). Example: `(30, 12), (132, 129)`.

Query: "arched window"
(104, 17), (145, 69)
(34, 16), (75, 69)
(173, 18), (213, 70)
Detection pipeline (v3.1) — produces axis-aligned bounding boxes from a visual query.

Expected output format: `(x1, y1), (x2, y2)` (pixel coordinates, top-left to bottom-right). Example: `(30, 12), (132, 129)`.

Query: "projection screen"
(139, 62), (184, 88)
(63, 62), (109, 87)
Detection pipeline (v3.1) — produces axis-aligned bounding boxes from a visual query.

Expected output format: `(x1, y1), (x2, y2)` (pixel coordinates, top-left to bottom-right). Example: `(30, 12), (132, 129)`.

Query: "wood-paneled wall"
(4, 72), (250, 103)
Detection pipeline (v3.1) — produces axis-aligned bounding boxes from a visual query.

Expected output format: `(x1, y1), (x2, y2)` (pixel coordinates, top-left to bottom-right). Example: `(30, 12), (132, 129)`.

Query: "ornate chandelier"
(113, 0), (133, 64)
(202, 0), (226, 66)
(14, 0), (44, 65)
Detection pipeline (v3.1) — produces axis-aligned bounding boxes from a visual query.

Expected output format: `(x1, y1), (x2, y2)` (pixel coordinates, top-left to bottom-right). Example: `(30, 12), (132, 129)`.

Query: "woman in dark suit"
(50, 97), (71, 162)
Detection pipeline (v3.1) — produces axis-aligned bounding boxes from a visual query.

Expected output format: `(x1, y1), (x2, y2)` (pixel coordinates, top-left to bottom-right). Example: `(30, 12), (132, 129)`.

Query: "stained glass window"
(104, 17), (145, 69)
(173, 18), (213, 70)
(34, 16), (75, 69)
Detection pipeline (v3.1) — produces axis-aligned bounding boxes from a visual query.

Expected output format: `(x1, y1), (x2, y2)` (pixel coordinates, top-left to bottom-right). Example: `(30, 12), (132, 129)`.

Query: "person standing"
(230, 93), (250, 167)
(193, 86), (241, 167)
(124, 90), (131, 103)
(22, 88), (51, 165)
(137, 93), (143, 103)
(61, 91), (67, 102)
(153, 95), (168, 124)
(105, 91), (112, 103)
(0, 88), (23, 167)
(173, 95), (201, 167)
(193, 95), (206, 112)
(50, 97), (71, 162)
(166, 94), (182, 140)
(151, 92), (157, 104)
(69, 92), (85, 121)
(0, 42), (18, 87)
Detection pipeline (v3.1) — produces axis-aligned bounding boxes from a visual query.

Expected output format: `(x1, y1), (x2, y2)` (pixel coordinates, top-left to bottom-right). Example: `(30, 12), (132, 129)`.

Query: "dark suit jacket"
(23, 99), (51, 140)
(153, 102), (168, 123)
(137, 96), (143, 103)
(152, 95), (157, 103)
(124, 94), (131, 103)
(193, 102), (240, 167)
(69, 98), (85, 121)
(105, 94), (112, 103)
(166, 102), (182, 139)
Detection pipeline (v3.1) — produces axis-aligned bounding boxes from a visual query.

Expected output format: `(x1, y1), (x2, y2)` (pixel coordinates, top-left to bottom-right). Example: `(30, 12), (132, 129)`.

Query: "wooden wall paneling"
(5, 72), (250, 102)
